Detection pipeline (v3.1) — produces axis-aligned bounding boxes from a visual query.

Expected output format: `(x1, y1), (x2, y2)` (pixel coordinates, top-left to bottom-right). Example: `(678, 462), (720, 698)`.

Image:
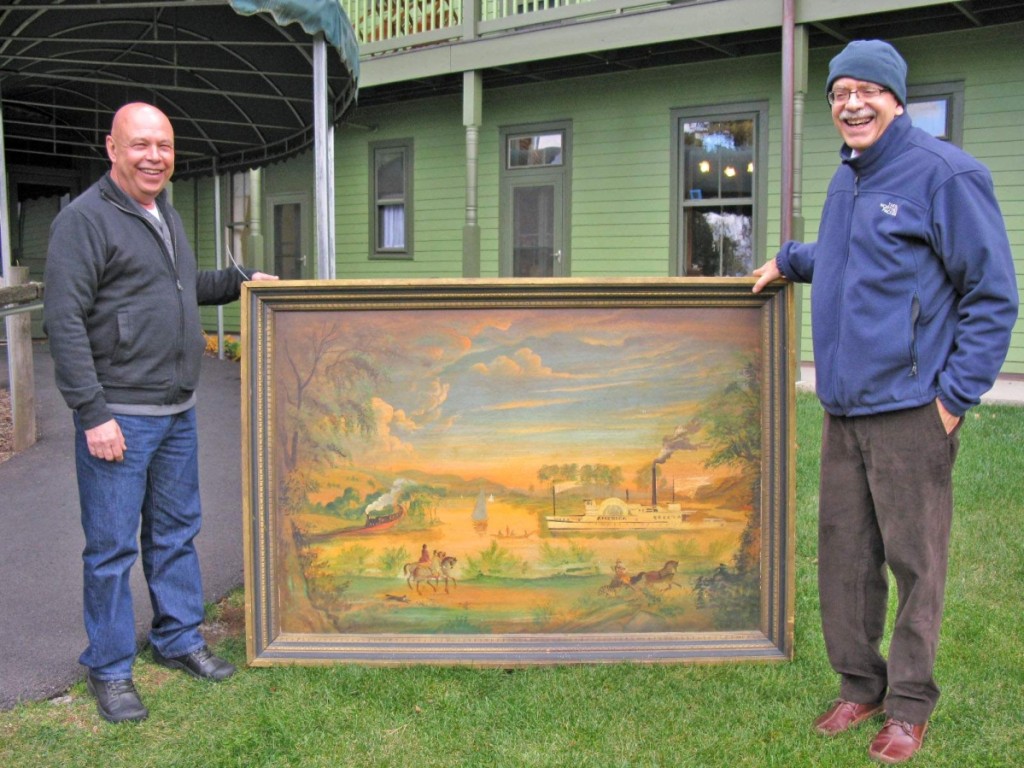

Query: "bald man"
(44, 103), (277, 723)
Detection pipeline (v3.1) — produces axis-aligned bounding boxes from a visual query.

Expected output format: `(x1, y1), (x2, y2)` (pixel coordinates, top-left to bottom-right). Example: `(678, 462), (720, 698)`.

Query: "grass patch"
(2, 395), (1021, 767)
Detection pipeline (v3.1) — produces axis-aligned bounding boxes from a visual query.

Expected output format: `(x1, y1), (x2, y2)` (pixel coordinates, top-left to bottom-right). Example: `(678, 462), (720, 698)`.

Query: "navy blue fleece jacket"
(777, 113), (1017, 417)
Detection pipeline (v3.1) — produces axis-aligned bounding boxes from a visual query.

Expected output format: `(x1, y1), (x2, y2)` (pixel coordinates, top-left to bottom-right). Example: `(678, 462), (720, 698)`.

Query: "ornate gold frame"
(242, 278), (795, 665)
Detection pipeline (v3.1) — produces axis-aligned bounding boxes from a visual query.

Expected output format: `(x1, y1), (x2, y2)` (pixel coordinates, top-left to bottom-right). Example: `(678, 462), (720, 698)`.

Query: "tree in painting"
(691, 359), (762, 627)
(275, 318), (387, 510)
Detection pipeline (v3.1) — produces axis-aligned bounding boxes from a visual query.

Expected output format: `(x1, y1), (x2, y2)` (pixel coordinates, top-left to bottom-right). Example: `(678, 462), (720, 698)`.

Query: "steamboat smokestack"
(651, 463), (657, 506)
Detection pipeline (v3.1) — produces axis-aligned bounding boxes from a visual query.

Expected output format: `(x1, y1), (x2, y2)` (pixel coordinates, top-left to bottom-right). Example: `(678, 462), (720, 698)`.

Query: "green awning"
(229, 0), (361, 84)
(0, 0), (360, 178)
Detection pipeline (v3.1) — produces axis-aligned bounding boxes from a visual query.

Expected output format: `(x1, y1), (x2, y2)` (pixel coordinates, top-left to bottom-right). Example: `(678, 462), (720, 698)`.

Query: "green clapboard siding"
(164, 20), (1021, 376)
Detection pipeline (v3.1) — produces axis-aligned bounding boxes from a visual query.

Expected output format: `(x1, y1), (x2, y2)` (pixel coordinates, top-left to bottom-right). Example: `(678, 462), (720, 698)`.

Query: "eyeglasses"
(828, 86), (890, 105)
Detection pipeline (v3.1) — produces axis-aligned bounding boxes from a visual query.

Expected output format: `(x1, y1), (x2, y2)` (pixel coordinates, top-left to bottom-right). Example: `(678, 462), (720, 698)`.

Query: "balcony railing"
(480, 0), (584, 20)
(343, 0), (679, 52)
(349, 0), (461, 44)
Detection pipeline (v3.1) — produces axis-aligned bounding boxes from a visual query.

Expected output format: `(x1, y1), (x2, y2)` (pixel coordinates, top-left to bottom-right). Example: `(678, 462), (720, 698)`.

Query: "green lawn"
(2, 394), (1021, 767)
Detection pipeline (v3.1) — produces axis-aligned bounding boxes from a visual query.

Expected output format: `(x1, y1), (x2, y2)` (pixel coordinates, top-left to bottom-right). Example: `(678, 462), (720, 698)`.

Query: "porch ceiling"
(354, 0), (1024, 108)
(0, 0), (359, 179)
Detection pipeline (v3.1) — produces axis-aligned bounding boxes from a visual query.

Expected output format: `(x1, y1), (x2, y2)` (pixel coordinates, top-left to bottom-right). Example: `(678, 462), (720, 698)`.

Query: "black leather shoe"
(152, 644), (236, 681)
(87, 674), (148, 723)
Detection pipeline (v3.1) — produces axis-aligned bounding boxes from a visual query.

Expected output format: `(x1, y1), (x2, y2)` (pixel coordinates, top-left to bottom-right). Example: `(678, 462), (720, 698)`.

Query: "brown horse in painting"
(630, 560), (680, 591)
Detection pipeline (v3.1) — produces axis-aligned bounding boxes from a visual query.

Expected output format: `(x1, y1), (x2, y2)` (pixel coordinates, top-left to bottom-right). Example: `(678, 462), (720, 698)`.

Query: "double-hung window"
(672, 104), (766, 277)
(370, 140), (413, 258)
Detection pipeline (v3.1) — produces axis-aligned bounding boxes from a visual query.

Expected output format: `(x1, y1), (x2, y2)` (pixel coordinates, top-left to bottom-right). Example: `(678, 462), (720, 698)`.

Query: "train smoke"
(366, 478), (415, 514)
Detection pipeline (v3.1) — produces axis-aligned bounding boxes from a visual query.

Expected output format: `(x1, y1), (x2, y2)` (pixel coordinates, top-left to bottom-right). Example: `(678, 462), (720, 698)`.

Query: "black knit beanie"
(827, 40), (908, 106)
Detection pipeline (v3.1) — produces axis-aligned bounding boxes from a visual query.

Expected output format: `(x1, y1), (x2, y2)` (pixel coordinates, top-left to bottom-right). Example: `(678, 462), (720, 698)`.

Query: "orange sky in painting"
(275, 305), (760, 495)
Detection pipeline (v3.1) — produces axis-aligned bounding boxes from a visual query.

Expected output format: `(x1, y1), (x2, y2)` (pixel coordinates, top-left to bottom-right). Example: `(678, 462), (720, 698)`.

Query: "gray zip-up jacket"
(44, 173), (250, 430)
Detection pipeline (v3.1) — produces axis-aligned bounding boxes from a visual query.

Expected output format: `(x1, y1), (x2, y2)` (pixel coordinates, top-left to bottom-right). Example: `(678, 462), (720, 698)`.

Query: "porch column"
(0, 85), (12, 283)
(5, 267), (36, 451)
(214, 164), (225, 359)
(313, 33), (336, 279)
(463, 70), (483, 277)
(791, 24), (808, 244)
(791, 23), (809, 368)
(248, 168), (266, 273)
(1, 88), (37, 451)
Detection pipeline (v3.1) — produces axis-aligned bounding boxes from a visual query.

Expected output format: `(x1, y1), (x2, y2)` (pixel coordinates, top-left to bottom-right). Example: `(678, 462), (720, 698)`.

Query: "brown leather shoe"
(869, 718), (928, 764)
(813, 699), (884, 735)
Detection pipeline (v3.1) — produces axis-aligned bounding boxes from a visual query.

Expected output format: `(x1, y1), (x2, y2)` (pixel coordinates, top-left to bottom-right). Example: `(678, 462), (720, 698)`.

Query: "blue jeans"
(75, 409), (207, 680)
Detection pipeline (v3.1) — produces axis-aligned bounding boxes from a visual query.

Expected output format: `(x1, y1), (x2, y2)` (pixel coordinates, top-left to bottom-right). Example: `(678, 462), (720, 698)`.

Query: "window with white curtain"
(370, 140), (413, 258)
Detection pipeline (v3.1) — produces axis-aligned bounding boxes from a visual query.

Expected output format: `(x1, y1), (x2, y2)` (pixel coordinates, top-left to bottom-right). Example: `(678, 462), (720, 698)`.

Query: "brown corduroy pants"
(818, 402), (960, 725)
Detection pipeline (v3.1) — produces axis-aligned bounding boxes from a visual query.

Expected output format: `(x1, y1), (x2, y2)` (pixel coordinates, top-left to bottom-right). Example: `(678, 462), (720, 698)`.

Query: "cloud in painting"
(368, 397), (416, 456)
(471, 347), (569, 379)
(408, 377), (451, 423)
(483, 397), (578, 412)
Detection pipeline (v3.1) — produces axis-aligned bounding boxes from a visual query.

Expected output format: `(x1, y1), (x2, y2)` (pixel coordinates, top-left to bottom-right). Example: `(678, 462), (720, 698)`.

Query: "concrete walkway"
(0, 344), (245, 710)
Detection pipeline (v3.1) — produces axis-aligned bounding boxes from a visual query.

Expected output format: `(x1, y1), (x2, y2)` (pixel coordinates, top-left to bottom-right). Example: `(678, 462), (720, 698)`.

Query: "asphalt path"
(0, 344), (245, 710)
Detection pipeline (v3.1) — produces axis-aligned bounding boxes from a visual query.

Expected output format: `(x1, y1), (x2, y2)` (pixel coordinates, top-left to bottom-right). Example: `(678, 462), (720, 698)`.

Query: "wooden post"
(313, 32), (335, 279)
(4, 266), (36, 451)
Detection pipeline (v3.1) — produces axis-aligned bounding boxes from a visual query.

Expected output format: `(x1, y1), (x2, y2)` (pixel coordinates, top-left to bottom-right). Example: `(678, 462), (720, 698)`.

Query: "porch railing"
(349, 0), (462, 44)
(480, 0), (585, 20)
(343, 0), (684, 51)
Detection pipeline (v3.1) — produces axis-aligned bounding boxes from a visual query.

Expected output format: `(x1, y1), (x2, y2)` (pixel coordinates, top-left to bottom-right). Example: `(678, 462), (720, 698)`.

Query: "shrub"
(203, 332), (242, 361)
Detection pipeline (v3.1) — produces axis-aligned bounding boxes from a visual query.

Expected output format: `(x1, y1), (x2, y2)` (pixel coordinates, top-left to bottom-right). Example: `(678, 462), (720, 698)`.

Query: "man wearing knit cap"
(754, 40), (1017, 764)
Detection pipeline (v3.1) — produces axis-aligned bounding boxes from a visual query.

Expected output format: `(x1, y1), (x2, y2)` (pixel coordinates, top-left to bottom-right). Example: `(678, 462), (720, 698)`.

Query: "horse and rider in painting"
(404, 549), (458, 594)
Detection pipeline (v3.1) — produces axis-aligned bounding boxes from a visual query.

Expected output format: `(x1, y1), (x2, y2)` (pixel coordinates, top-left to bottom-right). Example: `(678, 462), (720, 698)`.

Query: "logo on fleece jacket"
(880, 202), (899, 217)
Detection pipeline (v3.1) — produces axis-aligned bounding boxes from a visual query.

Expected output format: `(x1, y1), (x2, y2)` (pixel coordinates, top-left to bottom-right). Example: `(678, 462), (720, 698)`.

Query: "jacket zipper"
(170, 225), (186, 404)
(909, 294), (920, 377)
(102, 193), (181, 283)
(102, 191), (187, 403)
(828, 172), (859, 405)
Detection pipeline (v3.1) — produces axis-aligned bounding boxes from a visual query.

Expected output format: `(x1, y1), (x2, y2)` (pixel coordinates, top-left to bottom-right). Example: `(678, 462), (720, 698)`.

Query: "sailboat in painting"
(471, 490), (488, 533)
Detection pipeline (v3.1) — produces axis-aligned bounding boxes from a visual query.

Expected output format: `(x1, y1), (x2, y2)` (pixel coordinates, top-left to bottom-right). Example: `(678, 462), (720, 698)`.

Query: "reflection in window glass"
(512, 185), (555, 277)
(273, 202), (302, 279)
(375, 146), (406, 250)
(377, 149), (404, 198)
(684, 206), (753, 277)
(508, 132), (564, 168)
(906, 98), (949, 140)
(683, 120), (754, 201)
(680, 117), (755, 275)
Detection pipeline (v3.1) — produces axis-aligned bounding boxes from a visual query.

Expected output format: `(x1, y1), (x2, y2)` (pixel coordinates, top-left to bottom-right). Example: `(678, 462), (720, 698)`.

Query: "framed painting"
(242, 278), (795, 665)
